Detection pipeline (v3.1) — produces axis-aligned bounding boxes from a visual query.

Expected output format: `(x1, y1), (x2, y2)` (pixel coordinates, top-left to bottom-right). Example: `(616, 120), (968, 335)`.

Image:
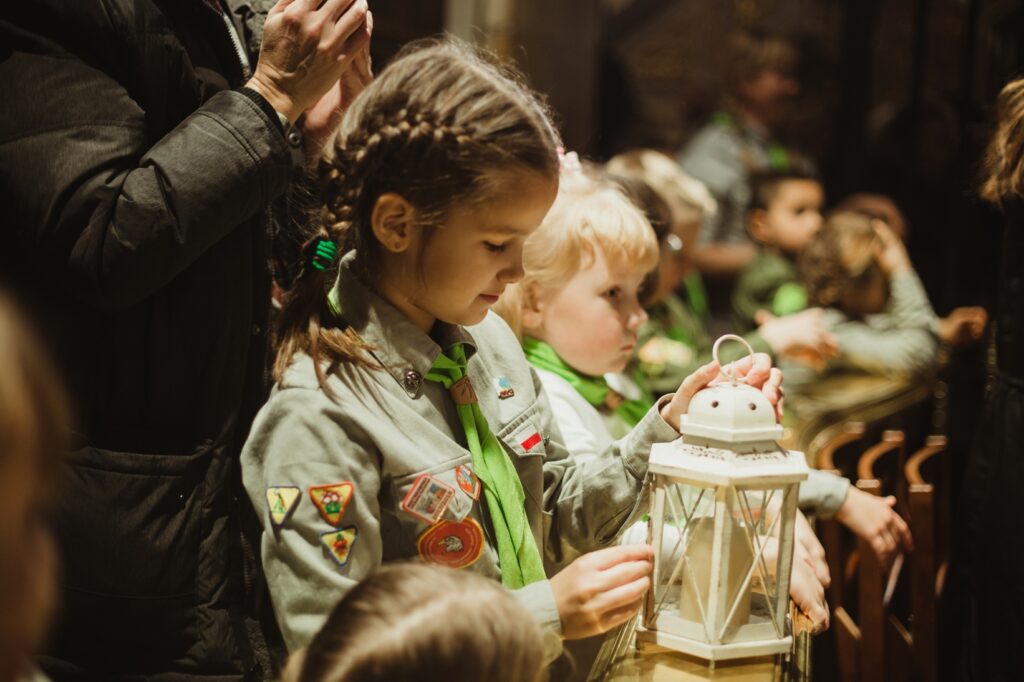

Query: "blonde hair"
(606, 149), (717, 227)
(981, 77), (1024, 205)
(494, 173), (659, 336)
(799, 211), (882, 307)
(282, 563), (545, 682)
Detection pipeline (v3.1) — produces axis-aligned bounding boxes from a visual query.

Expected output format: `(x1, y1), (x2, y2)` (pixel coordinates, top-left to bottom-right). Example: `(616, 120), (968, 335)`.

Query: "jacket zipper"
(221, 10), (252, 81)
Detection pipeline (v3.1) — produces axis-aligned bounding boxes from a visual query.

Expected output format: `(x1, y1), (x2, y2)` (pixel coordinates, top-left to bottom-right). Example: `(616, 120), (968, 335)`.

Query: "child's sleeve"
(799, 469), (851, 519)
(530, 368), (680, 567)
(241, 387), (384, 652)
(830, 270), (940, 375)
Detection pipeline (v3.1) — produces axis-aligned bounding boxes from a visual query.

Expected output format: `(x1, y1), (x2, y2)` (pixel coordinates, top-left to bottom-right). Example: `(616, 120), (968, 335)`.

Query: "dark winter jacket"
(0, 0), (297, 677)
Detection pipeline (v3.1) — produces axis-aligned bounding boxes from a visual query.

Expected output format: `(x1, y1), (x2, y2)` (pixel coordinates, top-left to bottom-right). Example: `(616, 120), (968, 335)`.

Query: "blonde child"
(606, 152), (836, 399)
(240, 39), (785, 664)
(608, 170), (912, 567)
(0, 292), (70, 682)
(493, 170), (828, 634)
(733, 169), (825, 333)
(282, 564), (544, 682)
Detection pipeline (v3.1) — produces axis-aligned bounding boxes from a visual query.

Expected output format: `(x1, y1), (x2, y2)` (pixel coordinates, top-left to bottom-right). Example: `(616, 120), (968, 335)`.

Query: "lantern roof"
(648, 335), (808, 486)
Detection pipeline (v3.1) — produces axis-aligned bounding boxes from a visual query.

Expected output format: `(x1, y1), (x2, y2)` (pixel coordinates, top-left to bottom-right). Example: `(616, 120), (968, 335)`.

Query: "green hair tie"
(310, 238), (338, 271)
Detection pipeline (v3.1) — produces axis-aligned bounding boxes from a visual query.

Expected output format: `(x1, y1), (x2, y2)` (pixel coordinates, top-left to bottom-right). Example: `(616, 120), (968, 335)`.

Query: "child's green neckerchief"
(522, 336), (651, 427)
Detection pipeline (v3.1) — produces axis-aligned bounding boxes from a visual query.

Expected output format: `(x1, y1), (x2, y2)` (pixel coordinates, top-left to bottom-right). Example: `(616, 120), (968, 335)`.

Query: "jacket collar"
(331, 252), (477, 396)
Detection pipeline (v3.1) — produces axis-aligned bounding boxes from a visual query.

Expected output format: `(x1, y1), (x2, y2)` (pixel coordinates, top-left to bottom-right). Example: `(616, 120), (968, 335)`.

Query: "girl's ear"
(519, 282), (546, 331)
(371, 193), (418, 253)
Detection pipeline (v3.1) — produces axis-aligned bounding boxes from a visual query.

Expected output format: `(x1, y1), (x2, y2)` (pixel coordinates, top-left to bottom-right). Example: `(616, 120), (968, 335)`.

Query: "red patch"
(417, 519), (485, 569)
(520, 432), (542, 452)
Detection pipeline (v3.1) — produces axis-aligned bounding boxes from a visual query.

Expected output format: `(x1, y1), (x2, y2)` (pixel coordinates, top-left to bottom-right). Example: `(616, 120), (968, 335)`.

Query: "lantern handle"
(712, 334), (756, 386)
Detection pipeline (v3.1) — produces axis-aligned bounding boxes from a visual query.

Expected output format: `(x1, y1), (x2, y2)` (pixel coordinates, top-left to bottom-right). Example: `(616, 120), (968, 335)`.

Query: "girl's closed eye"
(484, 241), (508, 253)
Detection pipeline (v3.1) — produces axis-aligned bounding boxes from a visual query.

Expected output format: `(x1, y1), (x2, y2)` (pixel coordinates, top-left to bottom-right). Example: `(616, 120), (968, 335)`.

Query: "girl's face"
(527, 248), (649, 377)
(380, 172), (558, 332)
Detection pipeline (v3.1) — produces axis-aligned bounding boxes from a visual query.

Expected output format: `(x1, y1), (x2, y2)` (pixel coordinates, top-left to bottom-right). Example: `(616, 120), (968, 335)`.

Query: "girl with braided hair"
(240, 38), (785, 668)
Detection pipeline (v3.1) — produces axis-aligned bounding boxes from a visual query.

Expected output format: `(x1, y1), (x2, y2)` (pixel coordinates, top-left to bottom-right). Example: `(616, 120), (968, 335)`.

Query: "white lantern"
(637, 335), (808, 661)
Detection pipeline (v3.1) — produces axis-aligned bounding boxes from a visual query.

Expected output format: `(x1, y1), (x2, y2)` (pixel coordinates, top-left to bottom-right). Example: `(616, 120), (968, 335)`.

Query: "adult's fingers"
(325, 0), (368, 45)
(318, 0), (356, 22)
(590, 559), (653, 597)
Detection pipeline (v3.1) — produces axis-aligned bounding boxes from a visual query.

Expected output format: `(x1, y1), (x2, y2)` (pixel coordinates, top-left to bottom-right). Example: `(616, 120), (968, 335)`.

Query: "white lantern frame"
(637, 335), (808, 661)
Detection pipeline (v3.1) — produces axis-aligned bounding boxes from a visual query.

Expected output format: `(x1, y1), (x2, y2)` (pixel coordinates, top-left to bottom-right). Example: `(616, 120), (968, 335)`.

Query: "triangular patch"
(319, 526), (358, 568)
(309, 482), (354, 526)
(266, 486), (301, 529)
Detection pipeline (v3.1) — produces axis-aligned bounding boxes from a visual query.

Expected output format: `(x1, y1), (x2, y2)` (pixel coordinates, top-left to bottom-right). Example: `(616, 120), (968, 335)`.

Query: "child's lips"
(479, 292), (502, 304)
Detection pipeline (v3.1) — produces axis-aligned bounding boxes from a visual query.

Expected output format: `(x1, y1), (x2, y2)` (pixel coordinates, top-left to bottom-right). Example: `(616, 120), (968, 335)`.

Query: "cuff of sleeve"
(620, 396), (681, 480)
(799, 469), (851, 519)
(237, 86), (285, 135)
(514, 579), (564, 663)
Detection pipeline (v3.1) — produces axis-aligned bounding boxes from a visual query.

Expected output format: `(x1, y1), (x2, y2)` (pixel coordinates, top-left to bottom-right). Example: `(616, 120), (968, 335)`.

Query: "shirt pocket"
(495, 401), (548, 460)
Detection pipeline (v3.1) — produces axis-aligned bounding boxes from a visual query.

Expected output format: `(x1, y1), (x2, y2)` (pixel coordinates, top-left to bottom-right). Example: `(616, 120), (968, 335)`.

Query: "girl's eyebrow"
(485, 224), (530, 236)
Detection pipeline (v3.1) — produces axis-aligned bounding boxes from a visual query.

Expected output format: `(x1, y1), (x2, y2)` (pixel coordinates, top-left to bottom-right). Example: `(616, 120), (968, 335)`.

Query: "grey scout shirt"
(240, 255), (680, 657)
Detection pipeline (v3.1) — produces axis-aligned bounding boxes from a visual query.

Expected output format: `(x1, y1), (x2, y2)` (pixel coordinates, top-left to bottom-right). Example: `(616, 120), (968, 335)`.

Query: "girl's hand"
(795, 510), (831, 588)
(758, 308), (839, 368)
(873, 219), (912, 276)
(549, 544), (654, 640)
(763, 533), (829, 633)
(659, 352), (783, 430)
(789, 549), (830, 633)
(834, 488), (913, 567)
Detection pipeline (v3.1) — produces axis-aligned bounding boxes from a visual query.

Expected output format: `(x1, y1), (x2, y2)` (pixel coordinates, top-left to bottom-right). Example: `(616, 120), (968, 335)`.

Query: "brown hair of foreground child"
(0, 291), (70, 682)
(282, 563), (546, 682)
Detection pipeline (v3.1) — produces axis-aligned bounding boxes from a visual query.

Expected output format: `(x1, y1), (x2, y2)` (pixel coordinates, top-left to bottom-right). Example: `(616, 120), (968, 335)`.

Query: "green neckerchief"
(425, 343), (545, 590)
(522, 336), (651, 428)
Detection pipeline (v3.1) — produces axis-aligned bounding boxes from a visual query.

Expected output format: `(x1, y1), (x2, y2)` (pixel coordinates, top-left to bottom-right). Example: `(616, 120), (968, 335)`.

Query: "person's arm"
(831, 271), (939, 374)
(1, 0), (368, 310)
(799, 469), (851, 518)
(241, 386), (385, 652)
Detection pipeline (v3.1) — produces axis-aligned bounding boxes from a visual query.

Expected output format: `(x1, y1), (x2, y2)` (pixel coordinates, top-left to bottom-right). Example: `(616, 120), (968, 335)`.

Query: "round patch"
(417, 518), (485, 569)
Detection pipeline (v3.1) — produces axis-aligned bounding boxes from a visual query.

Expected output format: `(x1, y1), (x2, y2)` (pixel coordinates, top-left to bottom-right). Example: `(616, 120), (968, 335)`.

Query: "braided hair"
(274, 38), (561, 388)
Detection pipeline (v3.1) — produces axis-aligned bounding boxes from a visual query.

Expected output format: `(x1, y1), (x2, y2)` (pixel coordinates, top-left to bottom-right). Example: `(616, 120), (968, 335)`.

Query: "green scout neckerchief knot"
(425, 343), (546, 590)
(522, 336), (651, 427)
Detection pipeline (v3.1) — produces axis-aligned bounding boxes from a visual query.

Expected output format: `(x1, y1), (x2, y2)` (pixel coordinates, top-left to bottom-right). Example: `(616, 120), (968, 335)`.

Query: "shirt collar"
(331, 252), (477, 397)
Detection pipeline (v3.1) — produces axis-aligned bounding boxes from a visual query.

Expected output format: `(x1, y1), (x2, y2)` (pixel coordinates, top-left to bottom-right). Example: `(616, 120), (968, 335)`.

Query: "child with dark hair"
(283, 564), (545, 682)
(732, 168), (824, 334)
(241, 38), (787, 667)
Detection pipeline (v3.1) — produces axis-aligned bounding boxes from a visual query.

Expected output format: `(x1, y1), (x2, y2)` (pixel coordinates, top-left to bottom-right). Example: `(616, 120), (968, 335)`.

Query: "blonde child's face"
(385, 173), (558, 332)
(528, 248), (649, 377)
(760, 180), (824, 255)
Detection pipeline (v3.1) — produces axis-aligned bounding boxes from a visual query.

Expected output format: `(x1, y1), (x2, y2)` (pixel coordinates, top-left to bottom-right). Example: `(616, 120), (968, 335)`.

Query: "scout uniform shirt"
(240, 254), (679, 655)
(732, 248), (808, 335)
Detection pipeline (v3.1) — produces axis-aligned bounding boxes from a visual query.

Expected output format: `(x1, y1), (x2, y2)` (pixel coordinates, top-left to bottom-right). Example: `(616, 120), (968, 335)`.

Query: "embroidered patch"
(495, 376), (515, 400)
(401, 474), (455, 525)
(319, 526), (357, 568)
(266, 486), (301, 529)
(309, 482), (354, 526)
(417, 519), (485, 569)
(455, 464), (481, 501)
(520, 431), (542, 452)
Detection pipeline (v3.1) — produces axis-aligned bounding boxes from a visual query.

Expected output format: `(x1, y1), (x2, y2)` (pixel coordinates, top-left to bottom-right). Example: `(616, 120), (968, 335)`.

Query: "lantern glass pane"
(651, 481), (788, 644)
